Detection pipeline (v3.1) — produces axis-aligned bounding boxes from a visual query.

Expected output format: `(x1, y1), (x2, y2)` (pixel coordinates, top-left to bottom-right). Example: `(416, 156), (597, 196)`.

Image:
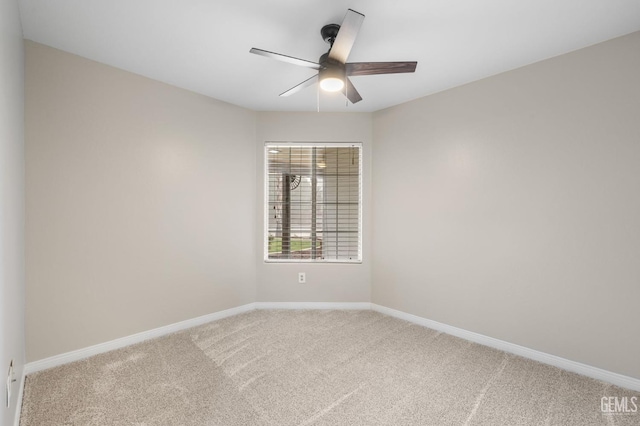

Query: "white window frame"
(264, 142), (363, 263)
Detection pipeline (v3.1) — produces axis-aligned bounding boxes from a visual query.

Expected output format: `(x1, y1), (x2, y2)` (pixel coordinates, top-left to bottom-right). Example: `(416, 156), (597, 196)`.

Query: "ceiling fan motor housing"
(318, 52), (344, 68)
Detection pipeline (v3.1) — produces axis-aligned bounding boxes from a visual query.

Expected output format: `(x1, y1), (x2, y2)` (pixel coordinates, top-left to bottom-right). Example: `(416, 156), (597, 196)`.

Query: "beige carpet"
(20, 310), (638, 425)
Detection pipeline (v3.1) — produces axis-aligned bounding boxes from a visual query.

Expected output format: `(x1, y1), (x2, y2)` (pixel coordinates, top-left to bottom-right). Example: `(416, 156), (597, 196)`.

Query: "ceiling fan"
(250, 9), (417, 104)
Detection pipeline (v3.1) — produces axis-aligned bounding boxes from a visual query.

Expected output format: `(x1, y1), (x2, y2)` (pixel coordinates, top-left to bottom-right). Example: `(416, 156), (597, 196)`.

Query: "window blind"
(265, 143), (362, 262)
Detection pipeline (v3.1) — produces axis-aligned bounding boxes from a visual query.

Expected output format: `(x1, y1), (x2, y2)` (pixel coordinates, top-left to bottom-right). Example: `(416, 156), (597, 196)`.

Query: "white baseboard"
(24, 302), (371, 376)
(14, 301), (360, 424)
(371, 304), (640, 392)
(255, 302), (372, 310)
(24, 303), (256, 375)
(13, 368), (25, 426)
(21, 301), (639, 393)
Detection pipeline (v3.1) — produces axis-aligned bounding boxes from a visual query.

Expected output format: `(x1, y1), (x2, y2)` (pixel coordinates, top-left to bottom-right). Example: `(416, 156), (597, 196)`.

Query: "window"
(265, 142), (362, 263)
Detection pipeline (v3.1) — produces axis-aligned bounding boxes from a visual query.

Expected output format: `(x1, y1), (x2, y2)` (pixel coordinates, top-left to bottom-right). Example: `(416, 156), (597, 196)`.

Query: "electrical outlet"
(298, 272), (306, 284)
(6, 359), (15, 408)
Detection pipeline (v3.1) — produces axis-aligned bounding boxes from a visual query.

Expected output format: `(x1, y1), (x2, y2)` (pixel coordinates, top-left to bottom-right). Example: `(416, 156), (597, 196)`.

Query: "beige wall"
(255, 112), (372, 302)
(25, 42), (257, 361)
(24, 30), (640, 382)
(372, 32), (640, 379)
(1, 0), (26, 423)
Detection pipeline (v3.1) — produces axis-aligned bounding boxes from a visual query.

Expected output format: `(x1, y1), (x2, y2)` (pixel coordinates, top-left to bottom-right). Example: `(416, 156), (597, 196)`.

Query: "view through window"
(265, 143), (362, 262)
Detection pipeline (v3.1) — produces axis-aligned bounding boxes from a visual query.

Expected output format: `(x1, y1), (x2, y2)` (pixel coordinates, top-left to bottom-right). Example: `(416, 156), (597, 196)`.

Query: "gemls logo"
(601, 396), (638, 415)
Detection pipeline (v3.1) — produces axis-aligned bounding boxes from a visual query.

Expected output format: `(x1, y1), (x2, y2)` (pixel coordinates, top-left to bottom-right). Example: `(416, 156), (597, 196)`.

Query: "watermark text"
(601, 396), (638, 415)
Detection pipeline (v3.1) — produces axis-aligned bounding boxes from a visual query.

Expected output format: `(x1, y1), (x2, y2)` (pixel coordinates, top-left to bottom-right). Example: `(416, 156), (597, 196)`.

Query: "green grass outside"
(269, 238), (313, 253)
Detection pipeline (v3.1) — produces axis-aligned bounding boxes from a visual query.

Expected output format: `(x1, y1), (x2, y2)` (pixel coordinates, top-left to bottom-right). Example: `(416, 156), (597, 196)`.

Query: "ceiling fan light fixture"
(320, 77), (344, 92)
(319, 67), (345, 92)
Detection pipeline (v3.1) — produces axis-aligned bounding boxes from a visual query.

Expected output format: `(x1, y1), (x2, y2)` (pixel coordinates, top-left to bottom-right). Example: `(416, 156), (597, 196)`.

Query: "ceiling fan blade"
(346, 62), (417, 76)
(342, 78), (363, 104)
(250, 48), (322, 70)
(279, 74), (319, 97)
(328, 9), (365, 64)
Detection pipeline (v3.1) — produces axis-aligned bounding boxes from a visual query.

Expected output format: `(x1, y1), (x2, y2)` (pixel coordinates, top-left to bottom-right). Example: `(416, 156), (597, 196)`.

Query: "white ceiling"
(19, 0), (640, 112)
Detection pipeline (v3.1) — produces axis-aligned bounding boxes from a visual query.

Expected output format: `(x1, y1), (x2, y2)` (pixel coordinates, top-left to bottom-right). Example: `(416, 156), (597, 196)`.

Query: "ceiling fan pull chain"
(317, 84), (320, 112)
